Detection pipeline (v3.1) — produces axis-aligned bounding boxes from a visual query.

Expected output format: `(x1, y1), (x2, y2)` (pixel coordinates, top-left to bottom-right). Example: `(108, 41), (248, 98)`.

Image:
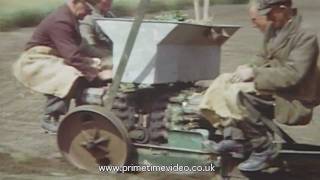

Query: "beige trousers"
(199, 73), (256, 127)
(12, 46), (83, 98)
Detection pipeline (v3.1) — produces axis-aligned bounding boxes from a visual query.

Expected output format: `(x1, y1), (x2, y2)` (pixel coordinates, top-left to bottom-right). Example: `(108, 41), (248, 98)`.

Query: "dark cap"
(258, 0), (292, 15)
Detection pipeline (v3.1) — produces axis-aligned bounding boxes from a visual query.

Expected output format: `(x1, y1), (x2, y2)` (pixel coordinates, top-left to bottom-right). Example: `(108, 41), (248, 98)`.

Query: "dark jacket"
(25, 5), (98, 77)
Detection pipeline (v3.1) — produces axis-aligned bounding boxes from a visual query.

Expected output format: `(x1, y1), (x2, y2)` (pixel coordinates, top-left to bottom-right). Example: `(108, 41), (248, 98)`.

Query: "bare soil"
(0, 0), (320, 179)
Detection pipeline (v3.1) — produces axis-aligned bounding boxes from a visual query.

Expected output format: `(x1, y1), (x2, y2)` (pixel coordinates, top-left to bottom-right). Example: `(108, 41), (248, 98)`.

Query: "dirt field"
(0, 0), (320, 179)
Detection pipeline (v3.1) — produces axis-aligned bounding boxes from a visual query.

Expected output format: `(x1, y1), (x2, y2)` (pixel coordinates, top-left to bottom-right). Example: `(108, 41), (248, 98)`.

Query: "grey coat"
(252, 14), (320, 125)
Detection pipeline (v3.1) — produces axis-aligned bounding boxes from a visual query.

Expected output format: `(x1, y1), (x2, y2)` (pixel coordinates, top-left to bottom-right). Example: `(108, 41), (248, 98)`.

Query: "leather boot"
(41, 115), (59, 134)
(203, 140), (247, 158)
(238, 143), (280, 171)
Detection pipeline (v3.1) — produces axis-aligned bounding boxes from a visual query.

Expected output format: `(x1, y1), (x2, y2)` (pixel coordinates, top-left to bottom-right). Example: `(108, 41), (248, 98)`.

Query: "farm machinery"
(56, 0), (320, 178)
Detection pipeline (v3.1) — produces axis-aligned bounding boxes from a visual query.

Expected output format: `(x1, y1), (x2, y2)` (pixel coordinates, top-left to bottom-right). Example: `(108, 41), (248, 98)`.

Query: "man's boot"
(41, 114), (59, 134)
(236, 122), (278, 171)
(203, 125), (250, 158)
(203, 139), (246, 158)
(238, 143), (280, 171)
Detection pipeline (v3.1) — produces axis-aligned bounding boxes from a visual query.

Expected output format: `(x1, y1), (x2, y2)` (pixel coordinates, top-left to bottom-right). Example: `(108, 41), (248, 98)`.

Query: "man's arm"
(80, 15), (96, 46)
(253, 34), (319, 91)
(79, 15), (110, 58)
(48, 20), (99, 78)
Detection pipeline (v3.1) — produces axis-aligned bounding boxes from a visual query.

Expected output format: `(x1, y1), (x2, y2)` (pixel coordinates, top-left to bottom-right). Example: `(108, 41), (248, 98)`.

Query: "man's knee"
(223, 126), (246, 140)
(238, 91), (275, 125)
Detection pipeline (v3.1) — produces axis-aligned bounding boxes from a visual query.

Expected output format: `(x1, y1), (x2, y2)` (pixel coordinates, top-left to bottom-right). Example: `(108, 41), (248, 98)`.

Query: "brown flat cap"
(258, 0), (292, 15)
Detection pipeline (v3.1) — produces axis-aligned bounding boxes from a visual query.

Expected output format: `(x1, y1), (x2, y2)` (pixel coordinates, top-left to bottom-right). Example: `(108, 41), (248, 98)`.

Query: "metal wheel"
(57, 105), (131, 173)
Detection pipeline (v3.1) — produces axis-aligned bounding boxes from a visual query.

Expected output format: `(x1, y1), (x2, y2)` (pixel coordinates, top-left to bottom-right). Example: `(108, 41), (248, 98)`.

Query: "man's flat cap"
(258, 0), (292, 15)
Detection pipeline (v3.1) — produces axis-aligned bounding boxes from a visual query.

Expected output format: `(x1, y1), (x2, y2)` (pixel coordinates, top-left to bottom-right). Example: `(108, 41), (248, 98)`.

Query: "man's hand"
(236, 64), (250, 71)
(91, 58), (102, 69)
(231, 66), (255, 83)
(98, 69), (113, 81)
(83, 58), (103, 81)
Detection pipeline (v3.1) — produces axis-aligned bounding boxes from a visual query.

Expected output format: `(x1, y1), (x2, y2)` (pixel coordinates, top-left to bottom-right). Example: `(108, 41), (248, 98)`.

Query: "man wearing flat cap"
(12, 0), (109, 133)
(201, 0), (320, 171)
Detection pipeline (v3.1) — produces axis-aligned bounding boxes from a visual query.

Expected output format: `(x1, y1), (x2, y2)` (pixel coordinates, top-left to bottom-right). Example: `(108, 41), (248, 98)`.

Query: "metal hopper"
(96, 18), (240, 84)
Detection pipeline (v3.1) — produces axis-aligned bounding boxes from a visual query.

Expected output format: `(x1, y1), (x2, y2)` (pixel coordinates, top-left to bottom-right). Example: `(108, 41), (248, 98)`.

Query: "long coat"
(252, 14), (320, 125)
(200, 14), (320, 126)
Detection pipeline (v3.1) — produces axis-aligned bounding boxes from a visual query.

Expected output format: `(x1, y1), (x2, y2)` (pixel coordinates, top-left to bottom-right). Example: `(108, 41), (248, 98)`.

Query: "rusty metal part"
(57, 105), (131, 173)
(148, 95), (169, 144)
(128, 127), (149, 144)
(112, 91), (137, 131)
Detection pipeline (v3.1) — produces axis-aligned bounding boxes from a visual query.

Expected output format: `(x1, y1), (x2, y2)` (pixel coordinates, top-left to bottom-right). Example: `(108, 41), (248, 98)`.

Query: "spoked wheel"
(57, 105), (131, 173)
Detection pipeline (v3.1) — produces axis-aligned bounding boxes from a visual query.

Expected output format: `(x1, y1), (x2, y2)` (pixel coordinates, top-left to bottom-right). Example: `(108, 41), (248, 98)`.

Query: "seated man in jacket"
(12, 0), (106, 133)
(200, 0), (320, 171)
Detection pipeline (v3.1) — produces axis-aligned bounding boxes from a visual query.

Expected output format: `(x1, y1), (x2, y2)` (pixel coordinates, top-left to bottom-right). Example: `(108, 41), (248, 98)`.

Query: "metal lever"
(104, 0), (151, 110)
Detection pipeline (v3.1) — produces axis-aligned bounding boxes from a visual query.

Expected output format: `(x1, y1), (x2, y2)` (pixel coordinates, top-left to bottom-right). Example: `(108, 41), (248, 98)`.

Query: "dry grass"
(0, 0), (64, 31)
